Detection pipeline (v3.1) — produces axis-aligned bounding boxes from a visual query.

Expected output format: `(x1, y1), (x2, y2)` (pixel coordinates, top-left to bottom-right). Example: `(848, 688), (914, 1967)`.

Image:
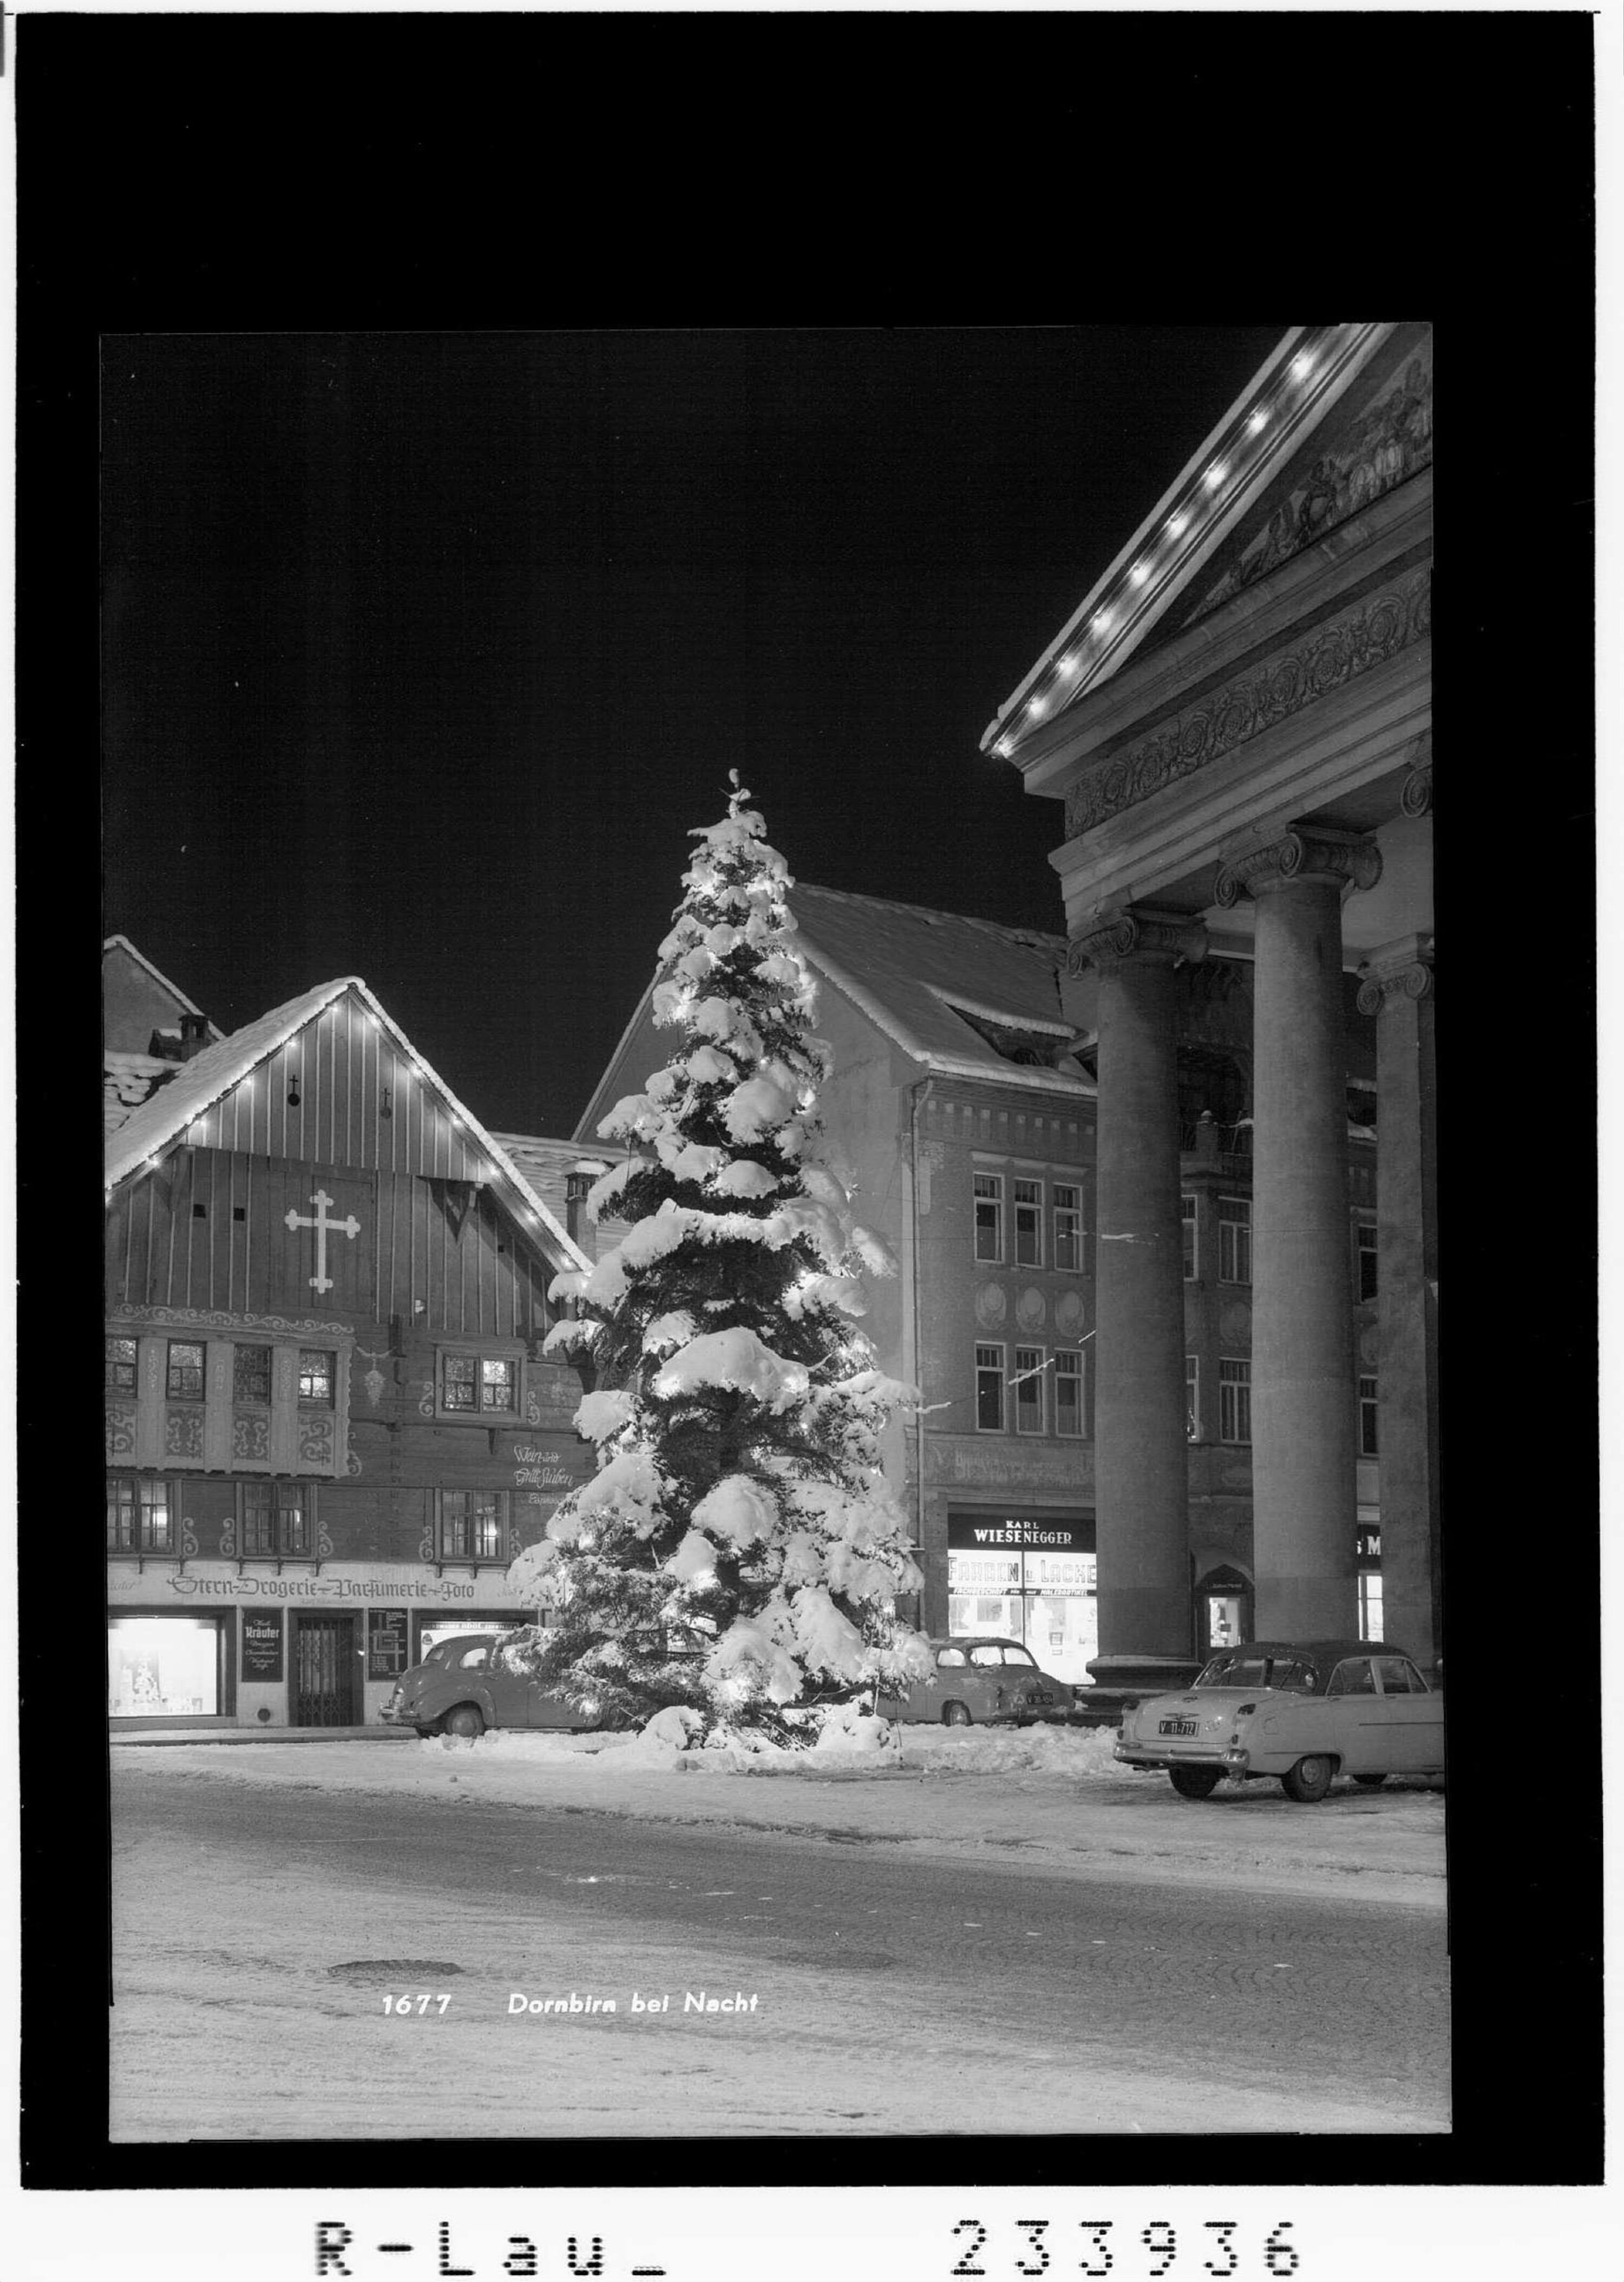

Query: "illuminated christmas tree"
(503, 776), (931, 1745)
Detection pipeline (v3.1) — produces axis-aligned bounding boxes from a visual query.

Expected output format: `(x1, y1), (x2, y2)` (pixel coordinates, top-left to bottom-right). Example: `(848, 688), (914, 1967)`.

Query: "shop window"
(108, 1614), (227, 1717)
(1186, 1355), (1200, 1441)
(974, 1344), (1005, 1432)
(1358, 1570), (1384, 1641)
(233, 1343), (273, 1405)
(240, 1481), (312, 1558)
(107, 1474), (171, 1552)
(1358, 1374), (1379, 1457)
(440, 1488), (510, 1561)
(1055, 1350), (1084, 1438)
(1182, 1195), (1199, 1280)
(368, 1610), (411, 1679)
(972, 1173), (1003, 1262)
(439, 1349), (519, 1414)
(106, 1336), (139, 1394)
(1358, 1223), (1379, 1302)
(1219, 1358), (1252, 1445)
(1013, 1346), (1045, 1434)
(1218, 1197), (1251, 1284)
(1052, 1183), (1082, 1271)
(167, 1340), (205, 1400)
(298, 1349), (335, 1406)
(1013, 1179), (1043, 1267)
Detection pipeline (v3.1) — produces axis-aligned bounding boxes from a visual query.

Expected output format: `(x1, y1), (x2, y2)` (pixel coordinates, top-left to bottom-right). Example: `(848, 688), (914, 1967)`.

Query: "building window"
(973, 1173), (1004, 1263)
(1013, 1179), (1043, 1267)
(1052, 1184), (1082, 1272)
(240, 1481), (311, 1557)
(1219, 1358), (1252, 1445)
(1182, 1194), (1199, 1280)
(1013, 1345), (1045, 1434)
(298, 1349), (335, 1406)
(1055, 1349), (1084, 1438)
(106, 1336), (139, 1394)
(1358, 1223), (1378, 1302)
(1359, 1374), (1379, 1458)
(1186, 1355), (1200, 1441)
(440, 1350), (518, 1414)
(166, 1340), (205, 1401)
(107, 1474), (171, 1552)
(440, 1488), (510, 1561)
(1358, 1569), (1384, 1642)
(233, 1344), (272, 1405)
(1218, 1196), (1252, 1284)
(974, 1344), (1005, 1432)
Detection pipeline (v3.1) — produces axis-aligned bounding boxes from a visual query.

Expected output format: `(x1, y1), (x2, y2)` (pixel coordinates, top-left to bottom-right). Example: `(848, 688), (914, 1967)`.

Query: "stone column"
(1216, 829), (1381, 1639)
(1357, 935), (1439, 1663)
(1071, 906), (1206, 1656)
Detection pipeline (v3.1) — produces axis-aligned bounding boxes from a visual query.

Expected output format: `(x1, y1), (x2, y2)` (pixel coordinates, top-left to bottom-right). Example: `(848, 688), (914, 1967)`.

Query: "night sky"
(102, 325), (1284, 1137)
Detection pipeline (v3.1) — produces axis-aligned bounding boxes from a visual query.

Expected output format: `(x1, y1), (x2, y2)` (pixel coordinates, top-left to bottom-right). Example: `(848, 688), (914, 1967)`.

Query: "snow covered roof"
(102, 934), (223, 1037)
(790, 884), (1093, 1096)
(104, 977), (590, 1272)
(104, 1050), (181, 1135)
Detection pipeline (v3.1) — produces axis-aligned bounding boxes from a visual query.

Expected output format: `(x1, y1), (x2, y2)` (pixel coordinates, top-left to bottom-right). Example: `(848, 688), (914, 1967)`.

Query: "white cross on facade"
(284, 1189), (361, 1293)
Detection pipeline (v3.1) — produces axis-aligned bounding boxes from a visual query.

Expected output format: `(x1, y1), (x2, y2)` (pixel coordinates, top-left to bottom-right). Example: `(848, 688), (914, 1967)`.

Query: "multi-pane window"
(440, 1352), (518, 1414)
(974, 1345), (1005, 1432)
(167, 1340), (205, 1400)
(106, 1336), (139, 1394)
(1052, 1184), (1082, 1271)
(973, 1173), (1004, 1262)
(1218, 1358), (1252, 1445)
(441, 1489), (509, 1560)
(1182, 1195), (1198, 1280)
(241, 1481), (311, 1557)
(1218, 1197), (1252, 1284)
(107, 1475), (171, 1552)
(1358, 1374), (1379, 1458)
(1013, 1180), (1043, 1267)
(1055, 1349), (1084, 1438)
(1357, 1223), (1379, 1303)
(298, 1349), (335, 1405)
(1186, 1355), (1200, 1441)
(233, 1345), (272, 1405)
(1013, 1345), (1045, 1434)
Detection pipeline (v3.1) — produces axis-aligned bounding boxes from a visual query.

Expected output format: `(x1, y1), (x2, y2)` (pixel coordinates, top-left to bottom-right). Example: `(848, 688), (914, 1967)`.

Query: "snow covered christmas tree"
(502, 776), (932, 1746)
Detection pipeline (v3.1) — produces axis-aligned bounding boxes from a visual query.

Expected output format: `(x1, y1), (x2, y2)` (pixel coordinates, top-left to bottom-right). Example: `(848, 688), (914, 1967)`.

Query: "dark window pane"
(442, 1355), (477, 1410)
(234, 1346), (272, 1404)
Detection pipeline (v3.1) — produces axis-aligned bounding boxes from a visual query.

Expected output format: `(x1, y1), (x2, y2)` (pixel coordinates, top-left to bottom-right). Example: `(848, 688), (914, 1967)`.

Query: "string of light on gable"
(991, 331), (1343, 759)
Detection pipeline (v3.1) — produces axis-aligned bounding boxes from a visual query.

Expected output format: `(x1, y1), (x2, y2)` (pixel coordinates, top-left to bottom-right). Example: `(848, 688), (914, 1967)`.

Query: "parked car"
(878, 1636), (1073, 1727)
(1115, 1638), (1444, 1802)
(381, 1632), (594, 1739)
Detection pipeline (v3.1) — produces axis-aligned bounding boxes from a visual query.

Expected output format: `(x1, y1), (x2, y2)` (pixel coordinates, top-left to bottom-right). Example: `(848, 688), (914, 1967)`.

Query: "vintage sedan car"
(878, 1636), (1073, 1727)
(1114, 1638), (1444, 1802)
(381, 1632), (592, 1739)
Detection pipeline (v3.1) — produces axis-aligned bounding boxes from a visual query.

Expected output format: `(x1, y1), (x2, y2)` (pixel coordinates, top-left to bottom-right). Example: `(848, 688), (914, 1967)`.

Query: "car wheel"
(1352, 1773), (1387, 1788)
(1281, 1753), (1334, 1803)
(942, 1701), (972, 1728)
(442, 1704), (485, 1741)
(1168, 1765), (1224, 1800)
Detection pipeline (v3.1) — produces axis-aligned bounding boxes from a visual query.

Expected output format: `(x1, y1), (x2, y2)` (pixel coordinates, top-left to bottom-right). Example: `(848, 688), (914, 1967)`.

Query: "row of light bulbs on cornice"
(128, 996), (547, 1234)
(993, 340), (1328, 758)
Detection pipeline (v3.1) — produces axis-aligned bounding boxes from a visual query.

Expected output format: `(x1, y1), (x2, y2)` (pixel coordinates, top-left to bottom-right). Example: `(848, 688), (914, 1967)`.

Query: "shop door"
(293, 1615), (357, 1727)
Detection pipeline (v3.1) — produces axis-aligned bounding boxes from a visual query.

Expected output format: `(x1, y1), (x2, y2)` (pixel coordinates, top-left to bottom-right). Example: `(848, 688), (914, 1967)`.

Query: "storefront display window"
(945, 1512), (1098, 1683)
(107, 1615), (227, 1717)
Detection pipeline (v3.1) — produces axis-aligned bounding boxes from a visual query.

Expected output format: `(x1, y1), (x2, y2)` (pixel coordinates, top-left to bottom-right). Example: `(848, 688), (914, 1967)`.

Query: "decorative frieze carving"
(1214, 829), (1382, 908)
(1065, 567), (1432, 841)
(1068, 907), (1207, 974)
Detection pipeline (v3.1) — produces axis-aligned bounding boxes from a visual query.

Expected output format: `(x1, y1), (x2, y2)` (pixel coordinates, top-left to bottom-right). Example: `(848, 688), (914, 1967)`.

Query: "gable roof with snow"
(105, 976), (590, 1273)
(981, 321), (1430, 764)
(102, 934), (224, 1051)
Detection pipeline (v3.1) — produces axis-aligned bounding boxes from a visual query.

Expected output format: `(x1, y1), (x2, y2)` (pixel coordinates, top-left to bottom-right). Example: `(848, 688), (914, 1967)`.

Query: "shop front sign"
(241, 1610), (284, 1681)
(104, 1561), (533, 1606)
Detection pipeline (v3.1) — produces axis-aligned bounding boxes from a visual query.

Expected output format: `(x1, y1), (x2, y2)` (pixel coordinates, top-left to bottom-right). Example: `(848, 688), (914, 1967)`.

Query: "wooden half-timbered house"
(104, 975), (597, 1730)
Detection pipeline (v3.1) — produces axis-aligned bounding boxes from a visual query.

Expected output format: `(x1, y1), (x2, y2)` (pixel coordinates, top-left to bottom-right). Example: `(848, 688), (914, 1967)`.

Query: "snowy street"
(110, 1728), (1448, 2140)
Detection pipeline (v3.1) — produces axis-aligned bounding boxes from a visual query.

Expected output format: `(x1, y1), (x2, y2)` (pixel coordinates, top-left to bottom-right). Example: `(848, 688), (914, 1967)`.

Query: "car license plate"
(1029, 1692), (1052, 1706)
(1158, 1717), (1198, 1737)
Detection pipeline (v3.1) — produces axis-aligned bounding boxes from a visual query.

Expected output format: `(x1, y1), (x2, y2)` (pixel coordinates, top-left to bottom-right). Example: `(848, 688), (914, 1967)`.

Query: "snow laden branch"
(501, 772), (932, 1749)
